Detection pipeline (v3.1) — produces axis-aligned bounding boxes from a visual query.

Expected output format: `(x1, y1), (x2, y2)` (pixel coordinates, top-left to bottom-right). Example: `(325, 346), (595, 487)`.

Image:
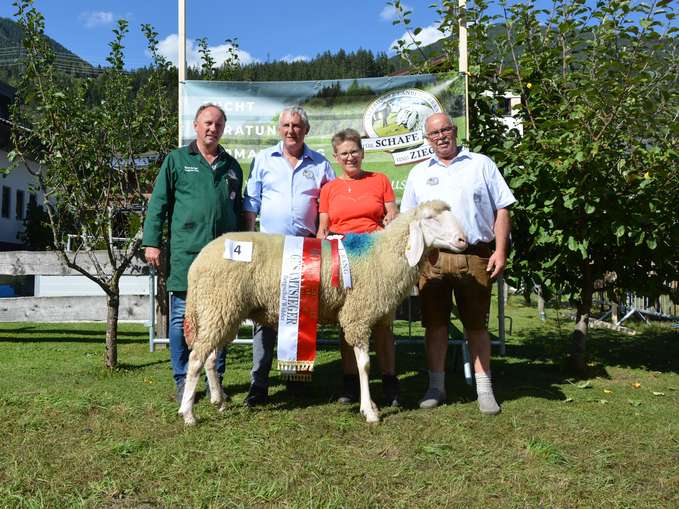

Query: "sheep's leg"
(204, 348), (227, 412)
(178, 349), (204, 426)
(353, 345), (380, 423)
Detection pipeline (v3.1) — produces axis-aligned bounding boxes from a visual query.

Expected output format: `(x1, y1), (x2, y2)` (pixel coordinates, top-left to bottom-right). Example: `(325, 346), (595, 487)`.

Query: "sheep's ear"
(406, 221), (425, 267)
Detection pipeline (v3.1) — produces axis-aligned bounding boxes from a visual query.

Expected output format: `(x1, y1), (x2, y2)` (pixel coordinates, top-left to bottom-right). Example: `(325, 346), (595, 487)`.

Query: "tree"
(9, 0), (176, 368)
(391, 0), (679, 370)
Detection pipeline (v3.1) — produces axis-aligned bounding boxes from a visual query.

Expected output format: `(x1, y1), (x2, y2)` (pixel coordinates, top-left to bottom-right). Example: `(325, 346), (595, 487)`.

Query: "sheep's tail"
(183, 289), (198, 349)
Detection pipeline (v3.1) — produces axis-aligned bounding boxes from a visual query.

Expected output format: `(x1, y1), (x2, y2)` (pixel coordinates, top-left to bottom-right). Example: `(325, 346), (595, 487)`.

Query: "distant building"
(0, 80), (45, 250)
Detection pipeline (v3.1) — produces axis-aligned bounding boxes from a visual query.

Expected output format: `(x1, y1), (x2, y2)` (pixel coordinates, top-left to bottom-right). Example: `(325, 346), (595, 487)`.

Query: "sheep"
(178, 200), (468, 425)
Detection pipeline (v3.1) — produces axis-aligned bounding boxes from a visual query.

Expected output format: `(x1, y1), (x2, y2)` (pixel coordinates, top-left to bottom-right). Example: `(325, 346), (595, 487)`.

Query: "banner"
(182, 73), (466, 198)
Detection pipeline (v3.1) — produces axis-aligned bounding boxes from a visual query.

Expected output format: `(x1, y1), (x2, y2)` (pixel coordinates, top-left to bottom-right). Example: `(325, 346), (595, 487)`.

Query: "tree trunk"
(155, 243), (169, 340)
(538, 294), (546, 321)
(105, 292), (120, 369)
(571, 262), (593, 373)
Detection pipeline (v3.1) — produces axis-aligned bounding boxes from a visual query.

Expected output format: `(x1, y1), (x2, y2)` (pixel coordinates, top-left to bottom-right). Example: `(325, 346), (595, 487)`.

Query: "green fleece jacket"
(142, 141), (243, 291)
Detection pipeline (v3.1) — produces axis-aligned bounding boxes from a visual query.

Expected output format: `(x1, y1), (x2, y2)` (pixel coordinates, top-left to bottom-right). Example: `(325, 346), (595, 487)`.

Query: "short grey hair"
(194, 103), (227, 123)
(280, 105), (310, 130)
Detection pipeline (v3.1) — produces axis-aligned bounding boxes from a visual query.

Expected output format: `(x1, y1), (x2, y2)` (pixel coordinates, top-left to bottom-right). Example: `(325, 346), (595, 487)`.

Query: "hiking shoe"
(337, 374), (359, 404)
(419, 387), (446, 409)
(382, 375), (401, 407)
(244, 384), (268, 407)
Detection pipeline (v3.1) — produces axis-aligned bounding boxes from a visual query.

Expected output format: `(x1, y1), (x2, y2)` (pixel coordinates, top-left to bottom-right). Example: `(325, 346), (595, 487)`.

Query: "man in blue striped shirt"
(243, 105), (335, 406)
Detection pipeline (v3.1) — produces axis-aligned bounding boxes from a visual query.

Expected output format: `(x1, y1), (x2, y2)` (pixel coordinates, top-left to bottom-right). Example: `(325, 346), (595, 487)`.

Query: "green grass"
(1, 298), (678, 508)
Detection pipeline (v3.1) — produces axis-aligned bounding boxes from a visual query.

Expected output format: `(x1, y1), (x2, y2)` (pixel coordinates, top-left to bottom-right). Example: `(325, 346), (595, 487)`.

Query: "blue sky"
(0, 1), (446, 69)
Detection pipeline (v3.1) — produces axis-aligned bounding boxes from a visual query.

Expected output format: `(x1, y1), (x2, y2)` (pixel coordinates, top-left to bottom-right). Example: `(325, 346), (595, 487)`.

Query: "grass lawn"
(0, 298), (678, 508)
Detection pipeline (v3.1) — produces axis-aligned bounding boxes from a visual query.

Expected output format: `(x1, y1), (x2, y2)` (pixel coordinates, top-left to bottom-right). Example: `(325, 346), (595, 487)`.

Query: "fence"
(0, 250), (150, 322)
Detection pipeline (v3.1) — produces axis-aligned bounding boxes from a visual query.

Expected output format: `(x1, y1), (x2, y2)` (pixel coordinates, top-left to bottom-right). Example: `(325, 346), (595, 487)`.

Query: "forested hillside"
(0, 17), (93, 85)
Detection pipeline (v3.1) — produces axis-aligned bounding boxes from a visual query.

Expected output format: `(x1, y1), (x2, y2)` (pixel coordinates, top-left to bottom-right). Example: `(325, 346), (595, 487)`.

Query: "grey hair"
(194, 103), (227, 123)
(331, 128), (363, 152)
(280, 105), (310, 130)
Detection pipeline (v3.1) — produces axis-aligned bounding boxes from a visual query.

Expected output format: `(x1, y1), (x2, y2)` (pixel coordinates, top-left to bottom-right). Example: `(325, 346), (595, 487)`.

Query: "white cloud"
(79, 11), (114, 29)
(389, 23), (448, 52)
(280, 54), (310, 63)
(156, 34), (257, 68)
(380, 3), (412, 22)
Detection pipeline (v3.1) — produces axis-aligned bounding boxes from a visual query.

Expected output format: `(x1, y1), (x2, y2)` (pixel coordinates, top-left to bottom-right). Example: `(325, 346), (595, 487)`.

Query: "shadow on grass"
(517, 324), (679, 374)
(116, 359), (169, 371)
(0, 335), (148, 344)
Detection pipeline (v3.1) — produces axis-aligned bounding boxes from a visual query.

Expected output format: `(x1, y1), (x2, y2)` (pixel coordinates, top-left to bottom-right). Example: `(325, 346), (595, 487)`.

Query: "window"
(29, 193), (37, 207)
(1, 186), (10, 218)
(15, 189), (25, 220)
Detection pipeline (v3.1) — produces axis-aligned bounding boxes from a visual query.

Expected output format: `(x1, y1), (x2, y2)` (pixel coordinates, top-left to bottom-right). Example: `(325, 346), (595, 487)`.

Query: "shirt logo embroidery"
(302, 169), (314, 179)
(229, 191), (236, 200)
(426, 177), (439, 186)
(184, 166), (199, 172)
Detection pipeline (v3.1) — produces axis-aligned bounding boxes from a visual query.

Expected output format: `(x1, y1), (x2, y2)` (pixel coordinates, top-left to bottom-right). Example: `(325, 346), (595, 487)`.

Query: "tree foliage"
(392, 0), (679, 369)
(10, 0), (176, 367)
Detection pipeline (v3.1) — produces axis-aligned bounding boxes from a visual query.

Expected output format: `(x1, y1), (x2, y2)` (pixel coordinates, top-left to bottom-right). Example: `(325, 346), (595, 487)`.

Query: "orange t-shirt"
(319, 171), (395, 234)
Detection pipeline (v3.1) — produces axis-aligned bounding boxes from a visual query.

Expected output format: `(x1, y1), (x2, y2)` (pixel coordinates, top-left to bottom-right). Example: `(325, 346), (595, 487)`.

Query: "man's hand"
(486, 250), (506, 279)
(145, 246), (161, 268)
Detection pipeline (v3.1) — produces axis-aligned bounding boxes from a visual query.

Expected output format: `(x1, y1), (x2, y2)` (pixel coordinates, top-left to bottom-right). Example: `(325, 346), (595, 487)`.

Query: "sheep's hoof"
(361, 408), (381, 424)
(182, 413), (197, 426)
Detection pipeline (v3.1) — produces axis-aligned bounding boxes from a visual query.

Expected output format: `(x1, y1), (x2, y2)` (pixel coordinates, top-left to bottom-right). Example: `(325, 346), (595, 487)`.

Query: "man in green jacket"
(142, 103), (244, 403)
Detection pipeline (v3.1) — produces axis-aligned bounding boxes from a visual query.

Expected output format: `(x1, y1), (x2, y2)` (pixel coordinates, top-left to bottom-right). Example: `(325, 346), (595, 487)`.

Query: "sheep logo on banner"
(362, 89), (443, 166)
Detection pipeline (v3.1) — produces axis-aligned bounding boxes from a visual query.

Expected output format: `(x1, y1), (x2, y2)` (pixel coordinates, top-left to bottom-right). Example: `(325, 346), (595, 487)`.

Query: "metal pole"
(458, 0), (470, 139)
(178, 0), (186, 148)
(149, 267), (156, 352)
(497, 276), (506, 355)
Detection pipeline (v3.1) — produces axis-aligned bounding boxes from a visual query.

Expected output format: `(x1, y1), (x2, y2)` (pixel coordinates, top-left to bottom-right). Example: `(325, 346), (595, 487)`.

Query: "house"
(0, 80), (45, 250)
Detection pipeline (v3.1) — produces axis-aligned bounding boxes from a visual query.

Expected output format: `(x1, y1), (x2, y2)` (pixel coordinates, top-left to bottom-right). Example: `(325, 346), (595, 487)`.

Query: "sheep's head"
(405, 200), (468, 267)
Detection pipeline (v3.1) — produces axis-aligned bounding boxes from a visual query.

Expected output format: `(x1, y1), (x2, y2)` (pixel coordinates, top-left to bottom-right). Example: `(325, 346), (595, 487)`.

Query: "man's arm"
(317, 213), (330, 239)
(487, 207), (511, 279)
(142, 157), (173, 268)
(242, 158), (261, 232)
(244, 211), (258, 232)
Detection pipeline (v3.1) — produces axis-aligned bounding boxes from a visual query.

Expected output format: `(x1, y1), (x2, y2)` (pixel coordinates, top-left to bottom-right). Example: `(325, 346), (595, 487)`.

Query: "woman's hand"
(383, 202), (399, 226)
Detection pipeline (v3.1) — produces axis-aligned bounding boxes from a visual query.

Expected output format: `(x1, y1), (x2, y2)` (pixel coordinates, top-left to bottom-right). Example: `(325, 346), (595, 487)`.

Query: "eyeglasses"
(336, 150), (362, 159)
(426, 126), (455, 139)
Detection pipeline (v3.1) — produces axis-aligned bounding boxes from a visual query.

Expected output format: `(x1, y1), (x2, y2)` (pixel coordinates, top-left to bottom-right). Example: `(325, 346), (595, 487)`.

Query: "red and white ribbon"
(277, 236), (322, 381)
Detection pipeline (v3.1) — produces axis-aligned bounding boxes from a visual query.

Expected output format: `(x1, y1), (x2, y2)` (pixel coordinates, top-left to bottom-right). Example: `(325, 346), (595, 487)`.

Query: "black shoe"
(382, 375), (400, 407)
(337, 374), (359, 404)
(175, 381), (186, 404)
(244, 384), (268, 407)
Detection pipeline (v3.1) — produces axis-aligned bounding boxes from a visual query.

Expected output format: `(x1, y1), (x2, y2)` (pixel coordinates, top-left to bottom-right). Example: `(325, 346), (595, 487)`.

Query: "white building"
(0, 81), (45, 250)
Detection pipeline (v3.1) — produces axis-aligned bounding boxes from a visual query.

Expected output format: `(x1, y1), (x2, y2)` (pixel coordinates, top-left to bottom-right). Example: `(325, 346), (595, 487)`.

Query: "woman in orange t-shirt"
(317, 128), (400, 407)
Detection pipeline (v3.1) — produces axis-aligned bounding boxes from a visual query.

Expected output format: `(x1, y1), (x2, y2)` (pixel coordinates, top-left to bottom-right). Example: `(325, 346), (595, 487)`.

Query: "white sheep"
(179, 200), (468, 425)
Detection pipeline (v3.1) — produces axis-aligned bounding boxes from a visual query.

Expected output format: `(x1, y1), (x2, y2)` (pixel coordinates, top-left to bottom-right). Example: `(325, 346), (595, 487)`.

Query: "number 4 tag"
(223, 239), (253, 262)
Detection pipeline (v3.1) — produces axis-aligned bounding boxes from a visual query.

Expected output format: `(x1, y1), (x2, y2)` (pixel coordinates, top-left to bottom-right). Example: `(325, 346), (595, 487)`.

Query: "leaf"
(563, 397), (574, 403)
(614, 225), (625, 238)
(632, 382), (641, 388)
(652, 391), (665, 396)
(628, 399), (642, 407)
(603, 389), (613, 394)
(598, 399), (608, 404)
(577, 381), (592, 389)
(646, 238), (657, 250)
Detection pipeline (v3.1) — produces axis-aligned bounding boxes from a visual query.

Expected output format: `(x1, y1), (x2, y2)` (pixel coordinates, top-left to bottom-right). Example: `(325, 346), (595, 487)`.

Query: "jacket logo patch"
(184, 166), (199, 172)
(426, 177), (439, 186)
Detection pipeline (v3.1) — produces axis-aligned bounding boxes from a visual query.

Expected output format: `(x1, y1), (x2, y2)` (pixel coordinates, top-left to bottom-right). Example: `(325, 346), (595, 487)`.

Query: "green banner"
(182, 73), (465, 198)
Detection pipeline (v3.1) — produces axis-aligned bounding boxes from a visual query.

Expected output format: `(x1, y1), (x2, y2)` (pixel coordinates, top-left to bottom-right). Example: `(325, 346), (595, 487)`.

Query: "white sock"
(429, 371), (445, 393)
(475, 371), (501, 415)
(475, 371), (494, 394)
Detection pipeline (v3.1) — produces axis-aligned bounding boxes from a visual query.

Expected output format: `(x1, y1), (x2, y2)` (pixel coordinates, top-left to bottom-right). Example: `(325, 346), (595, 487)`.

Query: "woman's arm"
(383, 201), (399, 226)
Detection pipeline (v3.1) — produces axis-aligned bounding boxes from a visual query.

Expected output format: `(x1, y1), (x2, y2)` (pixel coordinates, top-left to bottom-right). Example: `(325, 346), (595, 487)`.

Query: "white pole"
(458, 0), (470, 140)
(178, 0), (186, 148)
